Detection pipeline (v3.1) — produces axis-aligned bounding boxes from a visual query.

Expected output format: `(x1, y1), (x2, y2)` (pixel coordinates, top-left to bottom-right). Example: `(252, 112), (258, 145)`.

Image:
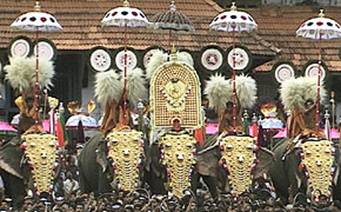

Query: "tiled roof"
(252, 6), (341, 72)
(0, 0), (277, 57)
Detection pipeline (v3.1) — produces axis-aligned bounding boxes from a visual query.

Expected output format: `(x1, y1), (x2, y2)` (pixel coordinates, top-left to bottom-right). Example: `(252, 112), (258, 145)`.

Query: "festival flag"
(55, 112), (68, 147)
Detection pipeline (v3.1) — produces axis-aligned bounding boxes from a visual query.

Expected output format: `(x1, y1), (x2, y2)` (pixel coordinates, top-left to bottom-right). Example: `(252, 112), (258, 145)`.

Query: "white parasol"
(101, 0), (149, 124)
(10, 1), (62, 124)
(65, 114), (98, 129)
(296, 9), (341, 131)
(209, 2), (257, 133)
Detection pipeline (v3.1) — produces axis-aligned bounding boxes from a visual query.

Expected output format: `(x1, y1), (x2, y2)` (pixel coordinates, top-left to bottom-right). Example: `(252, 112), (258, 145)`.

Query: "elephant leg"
(190, 171), (200, 196)
(202, 175), (218, 200)
(1, 171), (25, 209)
(97, 170), (112, 195)
(78, 164), (92, 194)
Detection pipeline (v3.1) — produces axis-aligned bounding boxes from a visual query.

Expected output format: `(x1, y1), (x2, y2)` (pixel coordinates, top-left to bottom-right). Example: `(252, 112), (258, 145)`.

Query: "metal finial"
(318, 9), (325, 18)
(170, 0), (176, 12)
(324, 109), (330, 119)
(123, 0), (130, 7)
(231, 2), (237, 11)
(34, 1), (41, 11)
(170, 44), (177, 61)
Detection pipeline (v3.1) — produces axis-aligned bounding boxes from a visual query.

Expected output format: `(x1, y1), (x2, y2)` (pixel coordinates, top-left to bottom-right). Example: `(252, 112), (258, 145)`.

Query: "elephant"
(78, 128), (145, 196)
(147, 131), (275, 201)
(214, 134), (275, 197)
(269, 136), (339, 207)
(0, 133), (62, 209)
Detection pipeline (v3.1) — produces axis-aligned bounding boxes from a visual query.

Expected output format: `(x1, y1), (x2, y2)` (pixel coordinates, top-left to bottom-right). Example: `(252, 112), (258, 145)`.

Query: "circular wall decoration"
(274, 63), (295, 83)
(201, 47), (223, 71)
(33, 39), (57, 61)
(304, 62), (327, 82)
(226, 46), (252, 72)
(89, 46), (112, 72)
(143, 48), (162, 68)
(9, 36), (32, 58)
(115, 49), (137, 71)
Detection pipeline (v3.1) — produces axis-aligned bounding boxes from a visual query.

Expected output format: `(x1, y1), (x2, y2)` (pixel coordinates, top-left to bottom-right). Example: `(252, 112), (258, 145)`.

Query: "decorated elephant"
(78, 129), (145, 195)
(78, 52), (148, 195)
(147, 48), (206, 198)
(269, 76), (338, 207)
(0, 56), (62, 209)
(204, 72), (275, 198)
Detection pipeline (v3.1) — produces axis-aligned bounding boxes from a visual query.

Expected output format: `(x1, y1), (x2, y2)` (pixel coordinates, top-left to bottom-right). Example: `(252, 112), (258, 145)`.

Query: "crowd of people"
(0, 136), (341, 212)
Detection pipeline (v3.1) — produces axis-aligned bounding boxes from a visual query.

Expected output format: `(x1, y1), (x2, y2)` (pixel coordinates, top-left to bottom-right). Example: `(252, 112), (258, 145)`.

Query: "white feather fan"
(176, 51), (194, 67)
(204, 74), (257, 111)
(234, 75), (257, 109)
(125, 67), (147, 106)
(204, 74), (232, 111)
(94, 69), (122, 107)
(280, 76), (327, 111)
(146, 49), (168, 80)
(5, 56), (55, 92)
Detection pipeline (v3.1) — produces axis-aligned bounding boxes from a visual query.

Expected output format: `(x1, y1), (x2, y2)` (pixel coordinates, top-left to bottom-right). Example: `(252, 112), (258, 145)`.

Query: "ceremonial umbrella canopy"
(10, 1), (62, 125)
(152, 0), (194, 48)
(296, 9), (341, 131)
(0, 121), (17, 138)
(209, 2), (257, 133)
(101, 0), (150, 124)
(65, 114), (98, 129)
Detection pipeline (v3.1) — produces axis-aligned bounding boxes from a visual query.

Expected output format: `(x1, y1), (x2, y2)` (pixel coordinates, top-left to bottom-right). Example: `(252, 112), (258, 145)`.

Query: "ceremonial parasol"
(209, 2), (257, 132)
(0, 121), (17, 138)
(152, 0), (194, 48)
(65, 114), (98, 129)
(10, 1), (62, 125)
(101, 0), (149, 124)
(296, 9), (341, 131)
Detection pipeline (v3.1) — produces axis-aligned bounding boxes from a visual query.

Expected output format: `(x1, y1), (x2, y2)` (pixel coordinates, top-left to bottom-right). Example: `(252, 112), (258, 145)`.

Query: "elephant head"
(158, 132), (196, 198)
(20, 133), (58, 195)
(295, 139), (335, 205)
(105, 129), (144, 192)
(218, 135), (274, 196)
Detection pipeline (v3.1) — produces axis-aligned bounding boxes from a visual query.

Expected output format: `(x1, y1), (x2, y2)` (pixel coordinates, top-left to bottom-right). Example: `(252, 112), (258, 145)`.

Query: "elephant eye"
(110, 140), (118, 145)
(226, 144), (233, 150)
(246, 144), (253, 150)
(186, 143), (193, 148)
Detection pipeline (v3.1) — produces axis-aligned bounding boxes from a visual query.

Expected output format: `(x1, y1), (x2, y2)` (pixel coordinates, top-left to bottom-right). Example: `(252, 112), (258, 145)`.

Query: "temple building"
(0, 0), (341, 123)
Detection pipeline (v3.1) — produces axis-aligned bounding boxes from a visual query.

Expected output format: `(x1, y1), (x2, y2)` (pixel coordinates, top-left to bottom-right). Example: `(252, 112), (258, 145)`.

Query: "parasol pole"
(331, 91), (335, 129)
(231, 2), (237, 133)
(232, 29), (237, 133)
(122, 0), (129, 125)
(34, 3), (41, 124)
(316, 30), (322, 131)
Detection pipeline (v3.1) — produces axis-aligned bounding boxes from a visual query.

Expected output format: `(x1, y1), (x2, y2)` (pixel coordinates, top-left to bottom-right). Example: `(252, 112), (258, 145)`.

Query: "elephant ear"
(95, 140), (109, 173)
(254, 147), (275, 180)
(0, 137), (24, 179)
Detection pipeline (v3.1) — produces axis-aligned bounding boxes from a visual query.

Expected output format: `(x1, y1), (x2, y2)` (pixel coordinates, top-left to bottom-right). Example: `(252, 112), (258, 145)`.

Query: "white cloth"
(63, 178), (79, 194)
